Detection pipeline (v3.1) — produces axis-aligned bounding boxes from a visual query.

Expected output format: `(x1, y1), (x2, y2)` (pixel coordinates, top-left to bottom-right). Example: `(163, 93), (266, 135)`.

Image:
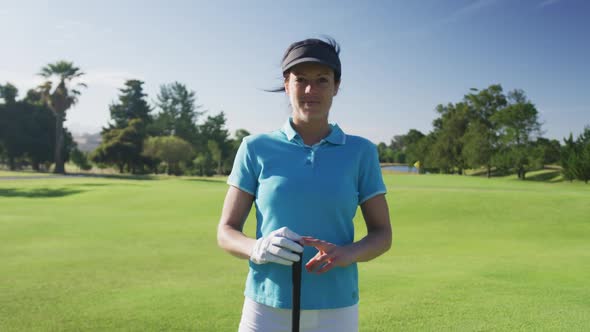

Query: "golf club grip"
(292, 251), (303, 332)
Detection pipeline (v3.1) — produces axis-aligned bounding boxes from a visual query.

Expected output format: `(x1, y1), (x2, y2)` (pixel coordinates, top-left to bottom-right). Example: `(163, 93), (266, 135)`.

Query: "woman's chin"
(297, 108), (327, 118)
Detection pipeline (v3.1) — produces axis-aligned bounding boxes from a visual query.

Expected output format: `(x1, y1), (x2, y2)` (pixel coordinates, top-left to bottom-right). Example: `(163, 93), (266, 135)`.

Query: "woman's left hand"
(300, 237), (357, 274)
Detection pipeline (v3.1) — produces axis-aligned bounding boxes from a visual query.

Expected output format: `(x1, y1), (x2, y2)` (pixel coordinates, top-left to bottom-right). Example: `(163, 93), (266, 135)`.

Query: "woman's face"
(285, 62), (339, 124)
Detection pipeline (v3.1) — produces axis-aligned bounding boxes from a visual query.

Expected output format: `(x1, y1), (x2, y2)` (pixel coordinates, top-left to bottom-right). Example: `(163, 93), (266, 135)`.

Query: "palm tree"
(38, 61), (86, 174)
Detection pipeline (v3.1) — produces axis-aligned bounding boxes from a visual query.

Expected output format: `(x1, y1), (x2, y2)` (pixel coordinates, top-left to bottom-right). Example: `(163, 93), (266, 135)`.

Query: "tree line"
(375, 84), (589, 182)
(1, 63), (589, 182)
(0, 61), (248, 176)
(89, 79), (248, 176)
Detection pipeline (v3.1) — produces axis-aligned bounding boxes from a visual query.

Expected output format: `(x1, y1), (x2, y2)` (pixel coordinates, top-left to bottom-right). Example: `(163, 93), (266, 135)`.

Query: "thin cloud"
(538, 0), (561, 8)
(441, 0), (501, 25)
(396, 0), (502, 40)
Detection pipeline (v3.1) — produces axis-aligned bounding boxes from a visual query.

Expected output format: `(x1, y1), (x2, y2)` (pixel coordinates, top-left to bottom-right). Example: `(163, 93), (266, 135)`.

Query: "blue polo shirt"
(227, 118), (386, 310)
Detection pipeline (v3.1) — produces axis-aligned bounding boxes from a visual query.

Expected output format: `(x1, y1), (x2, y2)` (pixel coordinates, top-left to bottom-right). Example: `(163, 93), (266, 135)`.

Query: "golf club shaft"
(292, 251), (302, 332)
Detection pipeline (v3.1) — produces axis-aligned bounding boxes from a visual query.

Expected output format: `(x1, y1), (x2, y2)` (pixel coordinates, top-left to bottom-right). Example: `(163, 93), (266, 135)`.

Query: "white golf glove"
(250, 227), (304, 266)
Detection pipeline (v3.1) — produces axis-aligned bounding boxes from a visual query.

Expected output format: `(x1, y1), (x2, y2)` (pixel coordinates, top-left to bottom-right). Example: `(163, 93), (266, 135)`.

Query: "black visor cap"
(281, 39), (341, 78)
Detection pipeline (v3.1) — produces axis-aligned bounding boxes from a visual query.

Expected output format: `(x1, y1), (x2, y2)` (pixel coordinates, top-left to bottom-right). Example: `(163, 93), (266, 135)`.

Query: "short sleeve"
(358, 143), (387, 204)
(227, 137), (259, 196)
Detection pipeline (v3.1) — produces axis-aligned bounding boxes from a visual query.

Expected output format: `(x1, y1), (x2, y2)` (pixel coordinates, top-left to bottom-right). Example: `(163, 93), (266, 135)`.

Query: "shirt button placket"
(305, 147), (313, 166)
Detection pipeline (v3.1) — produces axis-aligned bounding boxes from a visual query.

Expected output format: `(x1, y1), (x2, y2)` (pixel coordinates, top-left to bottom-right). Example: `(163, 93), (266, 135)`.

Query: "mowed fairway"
(1, 172), (589, 331)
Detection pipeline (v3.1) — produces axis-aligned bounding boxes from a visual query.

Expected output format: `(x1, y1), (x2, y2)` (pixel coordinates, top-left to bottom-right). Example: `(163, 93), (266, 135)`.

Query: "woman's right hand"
(250, 227), (304, 266)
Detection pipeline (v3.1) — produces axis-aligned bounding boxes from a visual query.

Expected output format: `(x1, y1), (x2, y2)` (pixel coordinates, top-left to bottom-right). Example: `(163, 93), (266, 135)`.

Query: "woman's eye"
(318, 77), (329, 83)
(295, 77), (305, 83)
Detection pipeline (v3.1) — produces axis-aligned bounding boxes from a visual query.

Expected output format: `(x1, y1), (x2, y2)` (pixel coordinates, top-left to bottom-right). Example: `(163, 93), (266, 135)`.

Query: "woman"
(217, 37), (392, 332)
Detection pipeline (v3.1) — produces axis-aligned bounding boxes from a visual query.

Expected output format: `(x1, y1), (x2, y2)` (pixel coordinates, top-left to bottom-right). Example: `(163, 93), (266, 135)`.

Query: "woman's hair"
(266, 36), (341, 93)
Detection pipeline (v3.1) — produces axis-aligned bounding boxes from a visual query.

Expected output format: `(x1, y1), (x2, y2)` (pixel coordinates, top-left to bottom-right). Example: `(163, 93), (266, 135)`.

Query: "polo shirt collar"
(281, 117), (346, 145)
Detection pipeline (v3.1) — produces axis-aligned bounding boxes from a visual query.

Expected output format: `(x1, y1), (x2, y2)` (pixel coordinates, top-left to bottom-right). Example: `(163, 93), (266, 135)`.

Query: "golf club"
(292, 250), (303, 332)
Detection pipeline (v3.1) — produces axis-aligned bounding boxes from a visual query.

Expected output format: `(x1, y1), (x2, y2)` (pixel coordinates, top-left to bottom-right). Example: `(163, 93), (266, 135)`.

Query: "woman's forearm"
(349, 224), (392, 262)
(217, 186), (256, 260)
(217, 224), (256, 260)
(352, 194), (392, 262)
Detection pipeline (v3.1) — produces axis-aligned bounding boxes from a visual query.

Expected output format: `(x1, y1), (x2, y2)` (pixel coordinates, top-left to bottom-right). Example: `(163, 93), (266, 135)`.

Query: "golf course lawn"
(1, 172), (589, 331)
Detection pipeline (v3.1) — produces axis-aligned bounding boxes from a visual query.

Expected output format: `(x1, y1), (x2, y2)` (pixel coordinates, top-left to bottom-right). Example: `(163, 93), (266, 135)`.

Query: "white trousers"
(238, 297), (359, 332)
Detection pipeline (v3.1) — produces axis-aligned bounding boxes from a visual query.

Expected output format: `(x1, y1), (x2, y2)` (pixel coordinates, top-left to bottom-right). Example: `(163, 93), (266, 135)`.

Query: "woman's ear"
(284, 73), (291, 96)
(334, 81), (340, 96)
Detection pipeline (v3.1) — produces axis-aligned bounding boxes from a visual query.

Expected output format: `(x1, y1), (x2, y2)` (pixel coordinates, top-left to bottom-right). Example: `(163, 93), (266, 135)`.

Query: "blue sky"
(1, 0), (589, 143)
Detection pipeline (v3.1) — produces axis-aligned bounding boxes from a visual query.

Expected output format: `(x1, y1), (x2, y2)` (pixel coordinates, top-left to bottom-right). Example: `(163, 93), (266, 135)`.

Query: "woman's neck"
(291, 117), (331, 146)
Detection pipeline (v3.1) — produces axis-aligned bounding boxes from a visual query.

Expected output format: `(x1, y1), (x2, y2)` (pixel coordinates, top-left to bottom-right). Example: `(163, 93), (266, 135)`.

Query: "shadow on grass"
(525, 170), (563, 182)
(66, 173), (157, 181)
(184, 177), (226, 184)
(0, 187), (85, 198)
(67, 183), (112, 187)
(468, 167), (513, 177)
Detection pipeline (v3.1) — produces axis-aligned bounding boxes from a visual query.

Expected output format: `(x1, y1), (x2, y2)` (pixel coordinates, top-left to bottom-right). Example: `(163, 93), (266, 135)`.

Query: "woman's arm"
(302, 194), (392, 273)
(217, 186), (257, 259)
(351, 194), (392, 261)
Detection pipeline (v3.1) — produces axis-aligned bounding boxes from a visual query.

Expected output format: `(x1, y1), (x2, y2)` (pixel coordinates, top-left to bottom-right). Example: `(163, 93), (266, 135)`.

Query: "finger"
(266, 254), (293, 266)
(301, 238), (334, 251)
(299, 236), (317, 245)
(272, 237), (303, 253)
(304, 252), (322, 272)
(275, 227), (302, 241)
(269, 245), (301, 262)
(315, 260), (336, 274)
(305, 252), (329, 272)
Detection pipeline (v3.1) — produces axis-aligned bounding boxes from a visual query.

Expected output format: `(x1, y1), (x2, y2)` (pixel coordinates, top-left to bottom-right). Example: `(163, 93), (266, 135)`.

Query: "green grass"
(0, 170), (55, 177)
(1, 172), (589, 331)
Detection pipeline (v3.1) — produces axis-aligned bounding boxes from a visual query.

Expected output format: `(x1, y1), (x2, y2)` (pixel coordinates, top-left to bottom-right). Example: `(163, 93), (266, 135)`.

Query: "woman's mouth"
(302, 100), (320, 105)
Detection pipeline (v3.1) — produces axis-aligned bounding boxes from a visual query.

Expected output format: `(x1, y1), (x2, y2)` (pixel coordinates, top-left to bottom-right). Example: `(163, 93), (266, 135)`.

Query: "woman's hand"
(302, 194), (392, 274)
(250, 227), (303, 266)
(301, 237), (358, 274)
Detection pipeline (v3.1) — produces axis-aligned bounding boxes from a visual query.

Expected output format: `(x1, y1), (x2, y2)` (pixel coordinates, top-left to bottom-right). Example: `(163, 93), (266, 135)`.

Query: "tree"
(561, 134), (579, 181)
(193, 152), (209, 176)
(562, 127), (590, 183)
(534, 137), (561, 166)
(430, 102), (473, 174)
(142, 136), (194, 175)
(226, 129), (252, 170)
(580, 133), (590, 183)
(464, 84), (507, 125)
(375, 143), (394, 163)
(463, 121), (491, 177)
(492, 90), (542, 179)
(38, 61), (86, 174)
(108, 80), (152, 129)
(92, 119), (146, 173)
(404, 129), (425, 166)
(0, 101), (72, 171)
(389, 134), (407, 152)
(0, 82), (18, 104)
(0, 103), (27, 170)
(99, 80), (153, 173)
(393, 151), (406, 164)
(418, 134), (438, 173)
(70, 148), (92, 171)
(208, 140), (222, 175)
(199, 112), (231, 174)
(377, 142), (389, 163)
(153, 82), (203, 144)
(463, 85), (507, 176)
(233, 129), (251, 148)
